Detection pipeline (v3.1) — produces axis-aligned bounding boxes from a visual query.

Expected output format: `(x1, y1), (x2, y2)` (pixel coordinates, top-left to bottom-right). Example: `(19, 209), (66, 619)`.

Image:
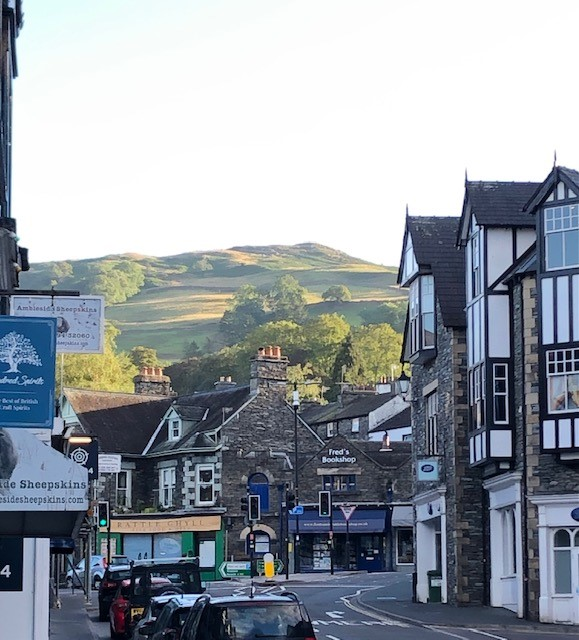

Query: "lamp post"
(292, 383), (300, 573)
(395, 370), (411, 400)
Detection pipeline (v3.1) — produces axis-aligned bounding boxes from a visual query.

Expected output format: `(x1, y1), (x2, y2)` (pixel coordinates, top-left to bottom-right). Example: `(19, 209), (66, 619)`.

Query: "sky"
(11, 0), (579, 267)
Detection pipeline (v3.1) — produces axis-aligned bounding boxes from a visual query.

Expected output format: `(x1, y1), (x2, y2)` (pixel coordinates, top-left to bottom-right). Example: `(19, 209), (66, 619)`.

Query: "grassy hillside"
(19, 243), (404, 362)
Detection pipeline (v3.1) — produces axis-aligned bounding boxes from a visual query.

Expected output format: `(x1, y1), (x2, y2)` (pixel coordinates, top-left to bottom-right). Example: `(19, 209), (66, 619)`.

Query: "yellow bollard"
(264, 552), (275, 578)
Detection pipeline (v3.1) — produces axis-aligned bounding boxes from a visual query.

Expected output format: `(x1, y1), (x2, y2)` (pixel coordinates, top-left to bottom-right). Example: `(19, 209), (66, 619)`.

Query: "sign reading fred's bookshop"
(0, 317), (57, 428)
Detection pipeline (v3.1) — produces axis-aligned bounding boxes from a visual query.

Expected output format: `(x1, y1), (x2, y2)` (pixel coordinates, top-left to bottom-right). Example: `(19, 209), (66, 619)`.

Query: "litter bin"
(427, 569), (442, 603)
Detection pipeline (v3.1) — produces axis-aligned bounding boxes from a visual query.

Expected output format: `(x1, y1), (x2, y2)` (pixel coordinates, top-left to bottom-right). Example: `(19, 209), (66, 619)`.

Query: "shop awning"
(289, 508), (389, 534)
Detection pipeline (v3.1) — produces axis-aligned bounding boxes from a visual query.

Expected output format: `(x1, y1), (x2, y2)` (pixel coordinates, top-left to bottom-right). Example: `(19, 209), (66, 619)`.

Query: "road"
(88, 573), (577, 640)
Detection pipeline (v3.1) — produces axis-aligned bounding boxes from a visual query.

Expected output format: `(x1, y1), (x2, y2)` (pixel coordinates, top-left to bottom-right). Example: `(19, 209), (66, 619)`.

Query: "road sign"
(340, 505), (356, 521)
(257, 559), (284, 575)
(219, 561), (251, 578)
(290, 505), (304, 515)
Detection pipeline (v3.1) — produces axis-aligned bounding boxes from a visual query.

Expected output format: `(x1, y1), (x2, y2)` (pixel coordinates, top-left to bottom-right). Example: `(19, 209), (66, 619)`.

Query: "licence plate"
(131, 607), (144, 620)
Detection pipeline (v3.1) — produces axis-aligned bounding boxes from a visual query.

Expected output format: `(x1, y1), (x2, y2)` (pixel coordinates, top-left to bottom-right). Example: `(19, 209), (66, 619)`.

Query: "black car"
(180, 592), (317, 640)
(98, 564), (132, 621)
(135, 594), (202, 640)
(124, 558), (204, 637)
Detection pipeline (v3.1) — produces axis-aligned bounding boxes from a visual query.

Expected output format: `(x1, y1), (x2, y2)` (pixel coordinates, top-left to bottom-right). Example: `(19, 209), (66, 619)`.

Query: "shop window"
(248, 473), (269, 512)
(322, 475), (356, 492)
(547, 349), (579, 413)
(198, 532), (216, 568)
(159, 466), (176, 508)
(396, 529), (414, 564)
(554, 528), (572, 594)
(195, 464), (215, 505)
(116, 470), (132, 508)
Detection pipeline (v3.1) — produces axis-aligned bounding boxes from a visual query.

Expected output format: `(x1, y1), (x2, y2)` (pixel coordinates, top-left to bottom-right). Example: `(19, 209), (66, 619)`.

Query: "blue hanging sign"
(571, 507), (579, 522)
(0, 316), (57, 428)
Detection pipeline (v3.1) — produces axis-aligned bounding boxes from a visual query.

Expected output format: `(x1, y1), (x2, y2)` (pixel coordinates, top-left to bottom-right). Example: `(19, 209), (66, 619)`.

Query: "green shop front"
(97, 513), (224, 582)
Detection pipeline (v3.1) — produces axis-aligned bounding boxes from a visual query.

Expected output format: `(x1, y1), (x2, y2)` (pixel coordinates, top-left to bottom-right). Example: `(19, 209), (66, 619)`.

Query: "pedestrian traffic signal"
(249, 494), (260, 521)
(319, 490), (331, 517)
(240, 496), (249, 512)
(286, 491), (296, 512)
(97, 501), (110, 529)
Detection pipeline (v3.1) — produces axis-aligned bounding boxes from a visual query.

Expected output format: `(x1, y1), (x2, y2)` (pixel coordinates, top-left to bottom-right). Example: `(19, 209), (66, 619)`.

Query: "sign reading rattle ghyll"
(10, 295), (105, 354)
(0, 428), (88, 511)
(0, 316), (56, 428)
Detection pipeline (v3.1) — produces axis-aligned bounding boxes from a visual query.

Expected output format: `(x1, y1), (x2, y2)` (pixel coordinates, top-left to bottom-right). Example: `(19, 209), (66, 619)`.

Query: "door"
(357, 534), (383, 572)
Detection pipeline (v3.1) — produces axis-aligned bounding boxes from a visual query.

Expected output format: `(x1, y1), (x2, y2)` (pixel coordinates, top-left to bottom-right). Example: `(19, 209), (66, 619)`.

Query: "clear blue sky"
(11, 1), (579, 266)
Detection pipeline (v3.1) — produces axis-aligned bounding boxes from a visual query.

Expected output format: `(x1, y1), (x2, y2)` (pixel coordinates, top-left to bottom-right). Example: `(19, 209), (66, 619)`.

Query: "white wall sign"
(10, 295), (105, 354)
(98, 454), (121, 474)
(417, 458), (439, 482)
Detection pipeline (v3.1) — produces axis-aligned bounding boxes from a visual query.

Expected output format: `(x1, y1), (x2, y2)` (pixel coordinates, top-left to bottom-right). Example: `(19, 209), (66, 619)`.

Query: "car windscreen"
(131, 568), (202, 595)
(205, 603), (306, 640)
(107, 569), (131, 581)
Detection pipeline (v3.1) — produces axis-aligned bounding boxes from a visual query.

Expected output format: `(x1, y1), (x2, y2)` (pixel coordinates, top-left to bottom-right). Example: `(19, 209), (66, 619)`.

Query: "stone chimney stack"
(250, 346), (288, 399)
(214, 375), (237, 391)
(133, 366), (174, 396)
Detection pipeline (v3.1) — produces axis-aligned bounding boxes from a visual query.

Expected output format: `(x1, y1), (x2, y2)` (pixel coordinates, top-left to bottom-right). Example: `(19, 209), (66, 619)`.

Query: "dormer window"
(402, 235), (418, 282)
(409, 275), (435, 356)
(169, 418), (181, 441)
(544, 205), (579, 270)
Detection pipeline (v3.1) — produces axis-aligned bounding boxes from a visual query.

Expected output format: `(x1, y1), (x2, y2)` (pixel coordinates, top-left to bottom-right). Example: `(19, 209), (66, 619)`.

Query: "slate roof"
(462, 181), (540, 229)
(369, 405), (411, 432)
(147, 385), (253, 454)
(356, 439), (412, 470)
(405, 216), (466, 328)
(299, 393), (395, 426)
(63, 388), (173, 455)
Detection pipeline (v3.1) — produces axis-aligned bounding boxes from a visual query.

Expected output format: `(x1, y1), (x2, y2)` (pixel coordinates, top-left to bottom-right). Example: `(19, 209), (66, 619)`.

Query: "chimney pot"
(273, 346), (281, 358)
(258, 347), (265, 356)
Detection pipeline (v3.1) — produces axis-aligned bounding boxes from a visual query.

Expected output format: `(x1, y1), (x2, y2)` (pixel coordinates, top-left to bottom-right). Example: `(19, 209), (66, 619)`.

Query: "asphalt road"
(88, 573), (577, 640)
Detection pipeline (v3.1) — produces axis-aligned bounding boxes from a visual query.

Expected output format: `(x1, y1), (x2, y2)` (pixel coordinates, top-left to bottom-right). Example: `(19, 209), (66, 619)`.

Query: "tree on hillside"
(50, 261), (73, 286)
(129, 346), (160, 369)
(220, 284), (268, 344)
(267, 275), (307, 322)
(302, 314), (350, 381)
(350, 323), (403, 384)
(360, 299), (407, 333)
(58, 323), (138, 393)
(321, 284), (352, 303)
(89, 260), (145, 304)
(183, 339), (202, 359)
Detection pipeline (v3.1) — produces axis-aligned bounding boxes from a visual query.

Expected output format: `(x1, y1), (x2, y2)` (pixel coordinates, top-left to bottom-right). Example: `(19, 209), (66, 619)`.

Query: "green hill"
(19, 243), (405, 362)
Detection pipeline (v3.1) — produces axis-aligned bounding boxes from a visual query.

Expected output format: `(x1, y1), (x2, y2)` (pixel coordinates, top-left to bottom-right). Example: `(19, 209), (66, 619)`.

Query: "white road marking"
(340, 588), (409, 627)
(425, 628), (474, 639)
(326, 636), (342, 640)
(326, 611), (345, 619)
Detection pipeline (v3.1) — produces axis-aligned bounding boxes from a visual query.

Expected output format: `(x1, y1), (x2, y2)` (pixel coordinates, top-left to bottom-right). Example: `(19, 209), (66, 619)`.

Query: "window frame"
(195, 463), (215, 506)
(546, 348), (579, 413)
(351, 418), (360, 434)
(322, 474), (356, 492)
(169, 418), (181, 442)
(544, 204), (579, 271)
(426, 392), (438, 455)
(409, 275), (436, 356)
(116, 469), (132, 508)
(493, 363), (508, 424)
(159, 466), (176, 508)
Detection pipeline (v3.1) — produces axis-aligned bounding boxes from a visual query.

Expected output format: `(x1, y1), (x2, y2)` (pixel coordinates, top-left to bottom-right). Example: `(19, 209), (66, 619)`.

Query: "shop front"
(289, 507), (388, 572)
(97, 512), (224, 582)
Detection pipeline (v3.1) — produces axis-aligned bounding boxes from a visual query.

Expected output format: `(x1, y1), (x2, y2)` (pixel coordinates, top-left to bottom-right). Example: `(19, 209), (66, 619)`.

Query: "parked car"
(110, 577), (174, 639)
(98, 564), (132, 621)
(135, 594), (203, 640)
(180, 592), (317, 640)
(67, 554), (129, 590)
(117, 557), (204, 638)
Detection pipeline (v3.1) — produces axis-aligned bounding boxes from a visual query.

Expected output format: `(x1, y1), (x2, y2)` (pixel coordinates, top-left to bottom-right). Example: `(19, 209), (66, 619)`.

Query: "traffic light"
(97, 501), (110, 529)
(319, 490), (331, 517)
(240, 495), (249, 512)
(249, 494), (260, 521)
(286, 490), (296, 512)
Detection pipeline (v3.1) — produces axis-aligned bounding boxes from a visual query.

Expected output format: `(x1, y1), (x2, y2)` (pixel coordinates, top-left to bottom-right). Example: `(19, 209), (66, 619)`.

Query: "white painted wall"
(0, 538), (50, 640)
(487, 228), (513, 290)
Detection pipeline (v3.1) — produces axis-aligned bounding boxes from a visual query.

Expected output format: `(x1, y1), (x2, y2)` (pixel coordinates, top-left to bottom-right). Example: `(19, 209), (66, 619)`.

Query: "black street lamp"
(292, 383), (300, 573)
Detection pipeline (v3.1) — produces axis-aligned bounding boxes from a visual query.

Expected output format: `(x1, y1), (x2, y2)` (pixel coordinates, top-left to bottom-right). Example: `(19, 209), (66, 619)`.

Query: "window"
(402, 235), (418, 282)
(501, 508), (517, 576)
(409, 275), (436, 355)
(351, 418), (360, 434)
(248, 473), (269, 512)
(554, 528), (573, 594)
(470, 230), (482, 298)
(159, 467), (176, 508)
(116, 470), (132, 508)
(547, 349), (579, 413)
(469, 364), (486, 430)
(426, 392), (438, 455)
(544, 205), (579, 270)
(396, 529), (414, 564)
(169, 419), (181, 441)
(326, 422), (336, 438)
(493, 364), (508, 424)
(195, 464), (215, 505)
(322, 475), (356, 492)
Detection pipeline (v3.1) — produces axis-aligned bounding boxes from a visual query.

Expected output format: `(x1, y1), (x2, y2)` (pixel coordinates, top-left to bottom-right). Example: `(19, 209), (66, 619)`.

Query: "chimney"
(133, 367), (174, 396)
(250, 346), (288, 398)
(214, 375), (237, 391)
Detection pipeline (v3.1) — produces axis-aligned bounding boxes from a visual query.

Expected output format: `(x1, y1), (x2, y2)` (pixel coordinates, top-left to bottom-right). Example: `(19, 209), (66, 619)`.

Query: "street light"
(292, 383), (300, 573)
(396, 370), (411, 400)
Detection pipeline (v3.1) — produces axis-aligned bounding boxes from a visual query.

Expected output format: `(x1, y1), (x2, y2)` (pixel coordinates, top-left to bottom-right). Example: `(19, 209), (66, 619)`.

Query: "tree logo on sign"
(0, 332), (42, 373)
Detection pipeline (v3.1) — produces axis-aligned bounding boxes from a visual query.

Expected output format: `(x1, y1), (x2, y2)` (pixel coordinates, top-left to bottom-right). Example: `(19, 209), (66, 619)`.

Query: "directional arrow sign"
(290, 506), (304, 515)
(219, 561), (251, 578)
(256, 559), (284, 575)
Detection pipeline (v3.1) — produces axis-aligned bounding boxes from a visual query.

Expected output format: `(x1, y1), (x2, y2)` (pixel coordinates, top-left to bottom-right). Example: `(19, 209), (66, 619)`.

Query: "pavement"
(48, 571), (578, 638)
